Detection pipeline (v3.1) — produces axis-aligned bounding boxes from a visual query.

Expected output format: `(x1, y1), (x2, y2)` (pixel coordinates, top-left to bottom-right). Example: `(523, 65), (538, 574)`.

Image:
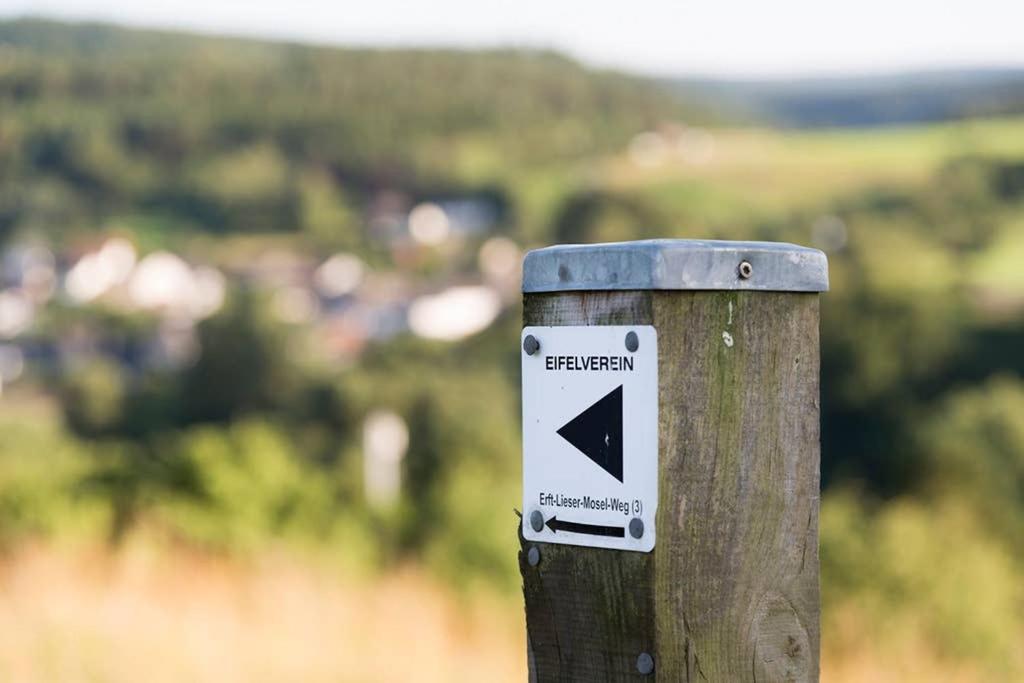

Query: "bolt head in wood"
(529, 510), (544, 532)
(629, 517), (644, 539)
(625, 331), (639, 352)
(523, 334), (540, 355)
(527, 546), (541, 567)
(637, 652), (654, 675)
(738, 260), (753, 279)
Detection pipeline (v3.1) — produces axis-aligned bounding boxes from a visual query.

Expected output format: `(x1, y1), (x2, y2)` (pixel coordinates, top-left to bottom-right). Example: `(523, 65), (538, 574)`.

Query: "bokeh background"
(0, 5), (1023, 682)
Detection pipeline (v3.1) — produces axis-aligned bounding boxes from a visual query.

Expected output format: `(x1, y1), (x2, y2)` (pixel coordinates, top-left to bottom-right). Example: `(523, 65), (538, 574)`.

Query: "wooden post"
(519, 240), (828, 682)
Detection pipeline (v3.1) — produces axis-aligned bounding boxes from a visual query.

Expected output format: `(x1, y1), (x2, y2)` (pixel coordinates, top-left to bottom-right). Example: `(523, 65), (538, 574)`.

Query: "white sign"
(521, 325), (658, 552)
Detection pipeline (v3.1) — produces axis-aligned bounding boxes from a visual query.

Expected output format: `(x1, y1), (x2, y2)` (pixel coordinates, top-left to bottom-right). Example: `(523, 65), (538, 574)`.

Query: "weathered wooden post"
(519, 240), (828, 681)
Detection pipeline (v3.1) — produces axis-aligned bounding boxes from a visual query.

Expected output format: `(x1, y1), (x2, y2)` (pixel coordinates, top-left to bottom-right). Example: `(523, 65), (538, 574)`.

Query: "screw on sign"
(519, 240), (828, 681)
(523, 334), (540, 355)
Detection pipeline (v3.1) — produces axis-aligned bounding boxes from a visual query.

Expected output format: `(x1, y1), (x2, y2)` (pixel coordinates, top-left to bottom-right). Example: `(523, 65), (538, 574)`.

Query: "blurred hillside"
(0, 18), (708, 246)
(669, 69), (1024, 127)
(1, 18), (1024, 682)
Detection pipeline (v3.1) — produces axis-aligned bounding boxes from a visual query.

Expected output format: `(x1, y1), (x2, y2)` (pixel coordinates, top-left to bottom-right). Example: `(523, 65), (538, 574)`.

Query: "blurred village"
(0, 198), (521, 379)
(0, 190), (533, 511)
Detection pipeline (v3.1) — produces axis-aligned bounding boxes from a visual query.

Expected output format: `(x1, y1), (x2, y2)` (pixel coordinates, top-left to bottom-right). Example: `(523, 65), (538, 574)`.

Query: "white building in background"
(128, 251), (225, 320)
(314, 252), (365, 298)
(407, 285), (502, 341)
(362, 410), (409, 508)
(61, 239), (226, 322)
(64, 237), (137, 303)
(407, 202), (450, 246)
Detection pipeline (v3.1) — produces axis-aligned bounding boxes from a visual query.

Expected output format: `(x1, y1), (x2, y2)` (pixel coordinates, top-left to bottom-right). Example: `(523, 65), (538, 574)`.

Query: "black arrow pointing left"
(545, 515), (625, 538)
(557, 385), (624, 482)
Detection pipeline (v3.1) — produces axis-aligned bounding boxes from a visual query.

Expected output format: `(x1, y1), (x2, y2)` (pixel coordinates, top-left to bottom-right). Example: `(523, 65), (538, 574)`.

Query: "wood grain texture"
(520, 290), (820, 682)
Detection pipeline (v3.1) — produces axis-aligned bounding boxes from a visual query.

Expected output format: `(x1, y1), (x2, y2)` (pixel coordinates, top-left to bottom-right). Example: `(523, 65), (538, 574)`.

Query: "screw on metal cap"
(625, 331), (639, 352)
(527, 546), (541, 567)
(522, 239), (829, 293)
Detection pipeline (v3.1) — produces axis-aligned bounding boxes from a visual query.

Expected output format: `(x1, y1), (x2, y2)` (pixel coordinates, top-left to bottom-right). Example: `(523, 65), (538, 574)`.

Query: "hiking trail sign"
(521, 325), (658, 552)
(518, 239), (828, 680)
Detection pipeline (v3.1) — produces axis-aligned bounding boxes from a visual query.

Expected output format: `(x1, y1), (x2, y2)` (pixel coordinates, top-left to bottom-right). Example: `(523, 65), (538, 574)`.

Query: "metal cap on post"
(523, 239), (829, 293)
(520, 239), (827, 682)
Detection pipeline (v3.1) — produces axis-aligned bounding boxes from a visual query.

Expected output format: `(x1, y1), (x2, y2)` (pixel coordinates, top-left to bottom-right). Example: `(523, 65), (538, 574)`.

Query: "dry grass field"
(0, 541), (1003, 683)
(0, 542), (526, 683)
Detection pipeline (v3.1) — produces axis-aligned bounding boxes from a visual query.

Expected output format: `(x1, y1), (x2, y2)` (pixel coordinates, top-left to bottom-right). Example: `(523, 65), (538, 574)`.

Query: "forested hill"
(667, 69), (1024, 128)
(0, 19), (707, 167)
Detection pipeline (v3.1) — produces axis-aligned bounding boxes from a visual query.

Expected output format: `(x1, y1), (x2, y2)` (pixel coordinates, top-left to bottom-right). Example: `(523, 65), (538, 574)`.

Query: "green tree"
(182, 289), (296, 423)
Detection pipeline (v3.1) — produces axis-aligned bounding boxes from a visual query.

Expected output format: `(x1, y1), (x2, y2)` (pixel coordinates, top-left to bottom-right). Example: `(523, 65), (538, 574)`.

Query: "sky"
(3, 0), (1024, 78)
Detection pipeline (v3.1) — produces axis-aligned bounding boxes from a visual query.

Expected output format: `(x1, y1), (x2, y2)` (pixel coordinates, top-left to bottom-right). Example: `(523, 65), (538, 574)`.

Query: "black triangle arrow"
(556, 384), (623, 482)
(545, 515), (625, 538)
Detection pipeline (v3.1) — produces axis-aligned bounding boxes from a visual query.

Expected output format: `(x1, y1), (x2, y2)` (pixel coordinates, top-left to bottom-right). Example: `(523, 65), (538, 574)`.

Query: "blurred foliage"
(920, 376), (1024, 545)
(821, 492), (1023, 676)
(0, 19), (708, 244)
(182, 289), (297, 423)
(1, 19), (1024, 680)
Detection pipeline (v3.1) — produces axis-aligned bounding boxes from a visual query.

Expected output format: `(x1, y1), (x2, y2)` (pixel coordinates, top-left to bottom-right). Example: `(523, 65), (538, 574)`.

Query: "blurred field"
(0, 540), (1013, 683)
(0, 542), (525, 683)
(823, 606), (987, 683)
